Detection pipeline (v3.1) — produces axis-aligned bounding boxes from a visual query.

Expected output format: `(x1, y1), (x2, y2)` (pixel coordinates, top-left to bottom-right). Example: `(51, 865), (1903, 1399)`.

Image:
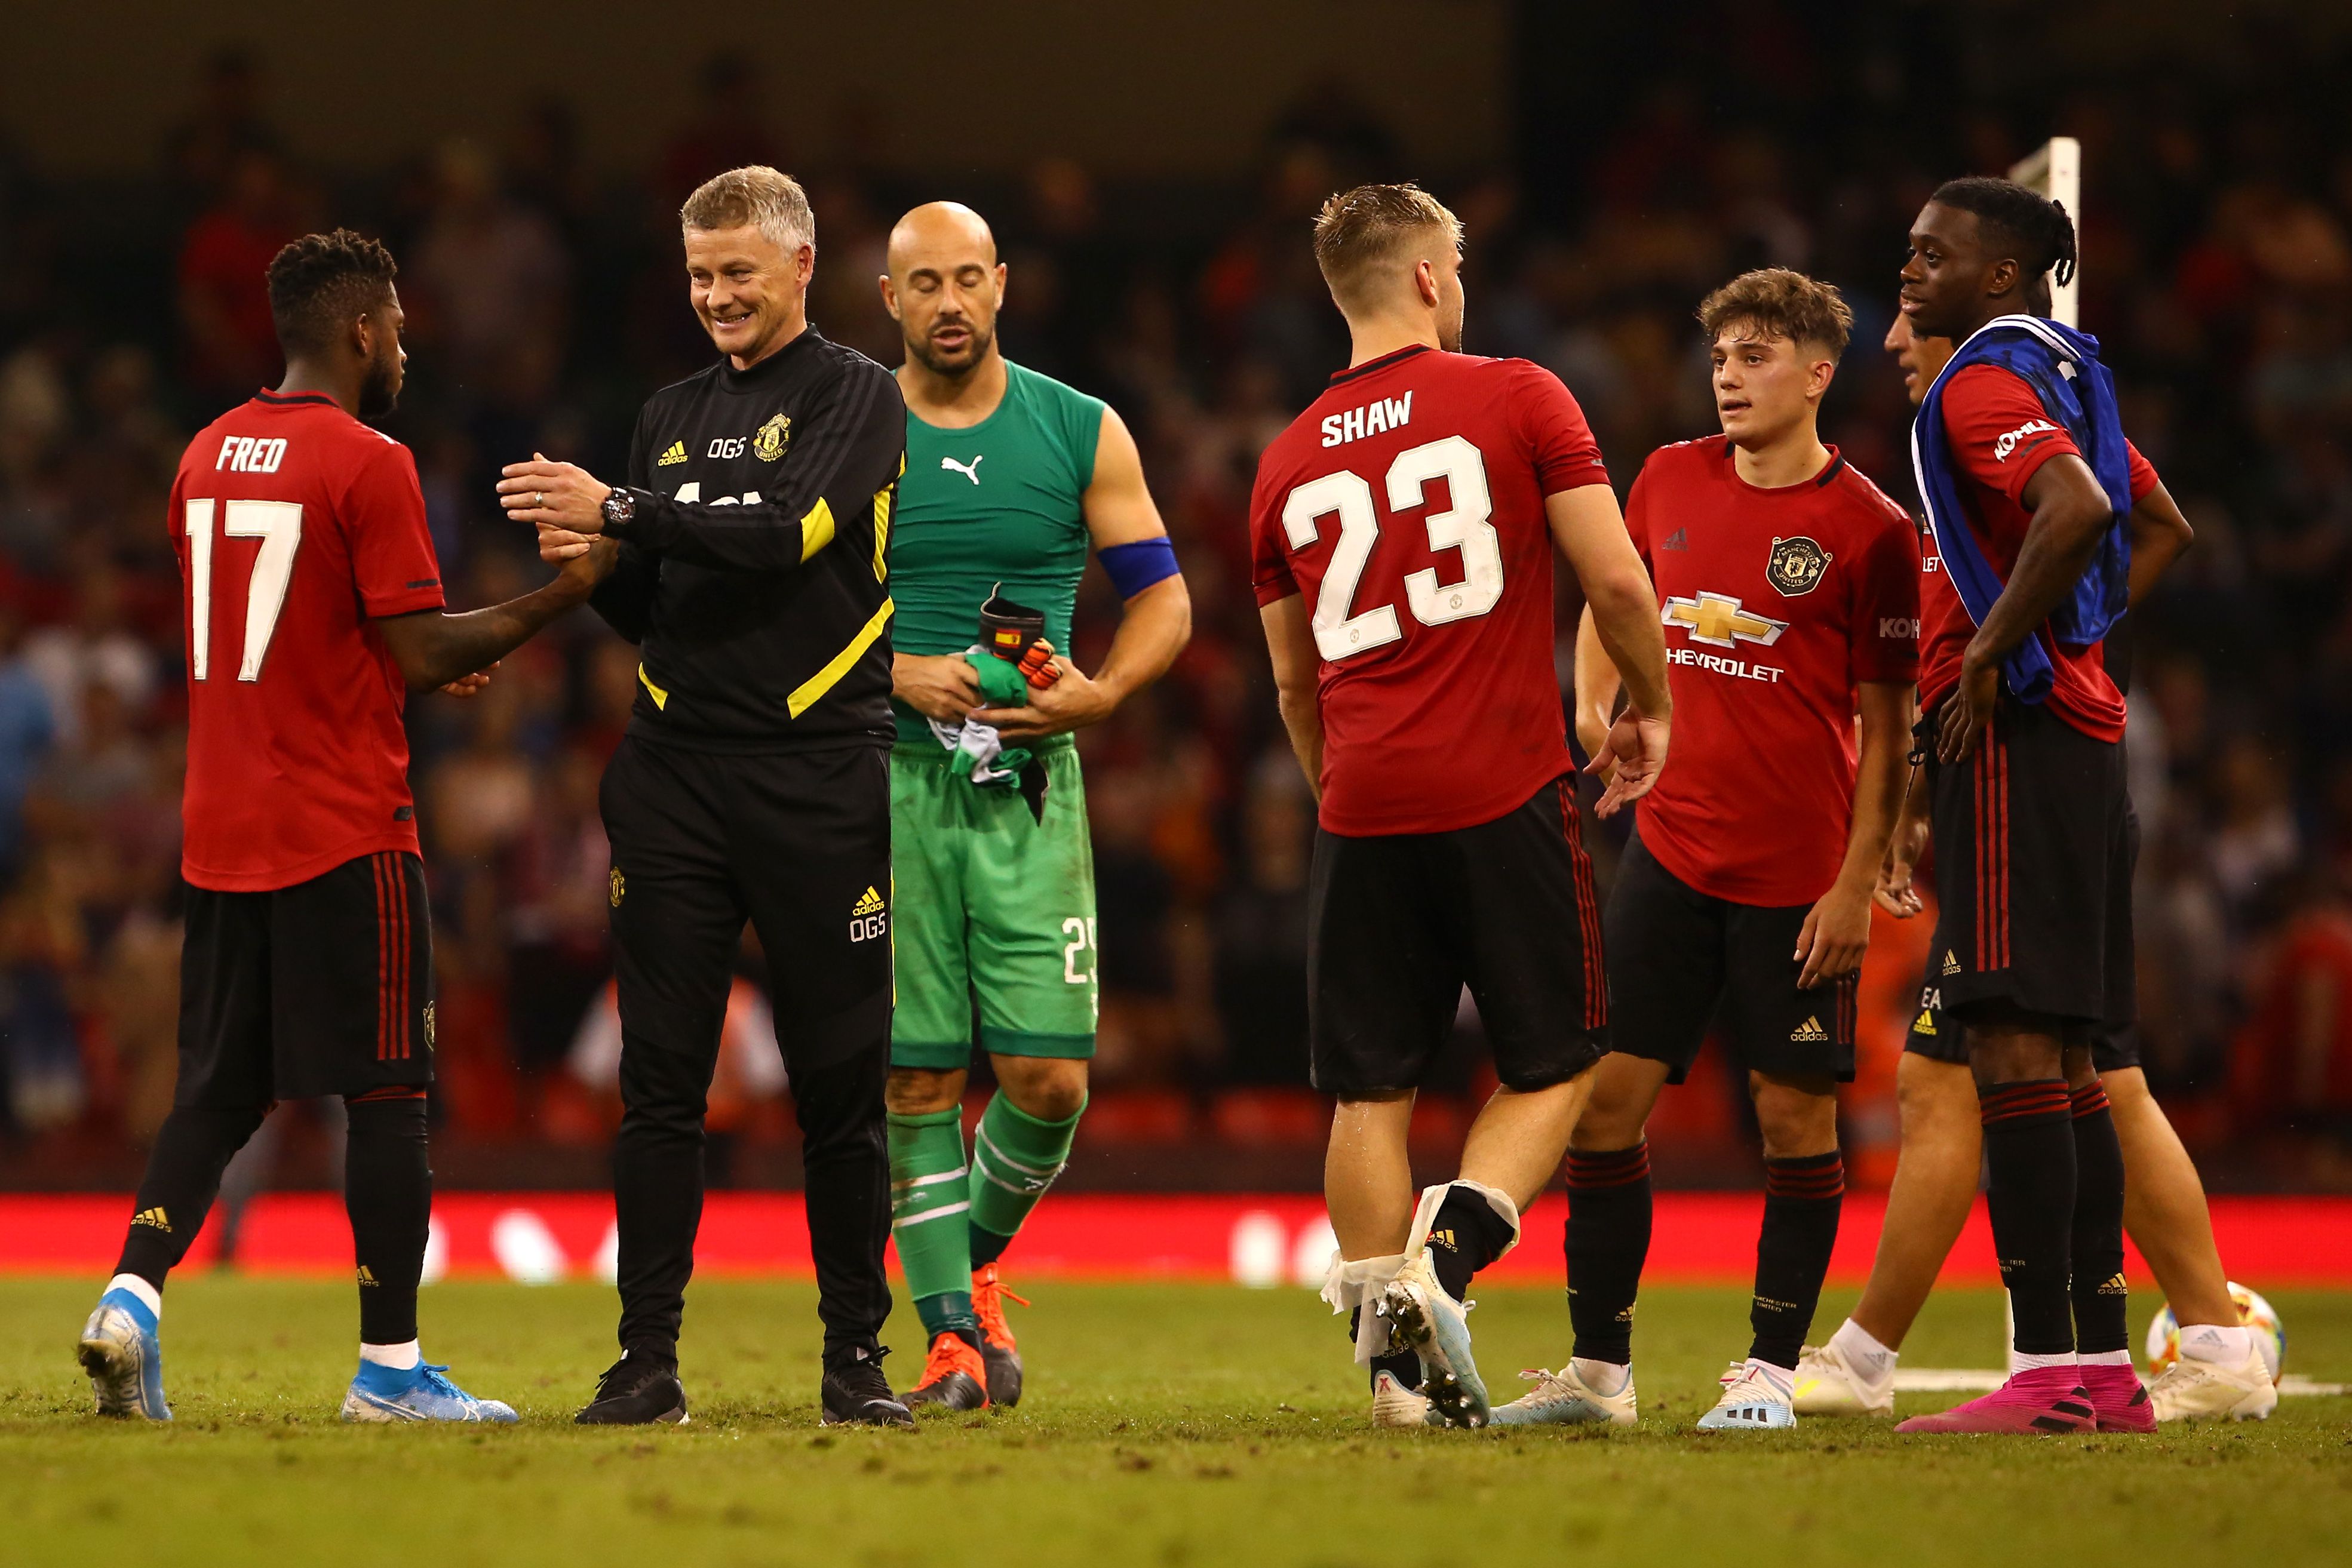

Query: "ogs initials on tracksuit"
(849, 886), (888, 943)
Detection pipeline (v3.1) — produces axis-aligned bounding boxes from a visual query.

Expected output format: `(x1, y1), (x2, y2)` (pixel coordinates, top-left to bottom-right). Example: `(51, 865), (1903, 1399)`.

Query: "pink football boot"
(1895, 1366), (2096, 1434)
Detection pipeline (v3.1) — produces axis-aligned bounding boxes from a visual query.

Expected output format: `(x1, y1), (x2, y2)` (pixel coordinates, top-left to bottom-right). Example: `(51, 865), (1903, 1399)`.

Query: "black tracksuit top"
(591, 325), (905, 752)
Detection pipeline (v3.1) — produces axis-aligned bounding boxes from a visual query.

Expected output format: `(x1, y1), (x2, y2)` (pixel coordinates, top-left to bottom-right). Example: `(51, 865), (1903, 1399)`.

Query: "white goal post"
(2008, 136), (2081, 327)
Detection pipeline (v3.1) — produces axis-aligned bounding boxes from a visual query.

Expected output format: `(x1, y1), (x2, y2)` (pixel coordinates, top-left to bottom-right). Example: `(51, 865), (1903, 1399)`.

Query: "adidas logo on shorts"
(1942, 951), (1961, 975)
(1789, 1016), (1829, 1043)
(849, 886), (887, 943)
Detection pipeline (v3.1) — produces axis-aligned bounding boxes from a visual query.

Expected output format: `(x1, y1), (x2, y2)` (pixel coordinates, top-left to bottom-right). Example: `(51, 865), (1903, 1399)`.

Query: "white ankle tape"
(1404, 1179), (1524, 1261)
(1319, 1251), (1407, 1364)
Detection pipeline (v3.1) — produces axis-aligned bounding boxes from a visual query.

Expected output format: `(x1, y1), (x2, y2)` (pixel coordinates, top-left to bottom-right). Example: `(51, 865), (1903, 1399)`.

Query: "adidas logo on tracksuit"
(656, 440), (689, 466)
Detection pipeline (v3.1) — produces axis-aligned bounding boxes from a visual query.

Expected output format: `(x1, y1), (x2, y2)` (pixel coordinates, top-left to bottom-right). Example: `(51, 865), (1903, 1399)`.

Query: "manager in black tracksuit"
(502, 167), (910, 1428)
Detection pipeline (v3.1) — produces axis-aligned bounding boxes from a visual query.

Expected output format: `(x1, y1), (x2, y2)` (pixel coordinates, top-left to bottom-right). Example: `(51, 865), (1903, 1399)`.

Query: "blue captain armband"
(1098, 536), (1181, 600)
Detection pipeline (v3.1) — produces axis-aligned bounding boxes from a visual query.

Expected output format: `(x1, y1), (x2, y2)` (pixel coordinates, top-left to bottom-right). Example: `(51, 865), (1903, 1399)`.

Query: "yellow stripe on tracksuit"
(642, 497), (879, 717)
(787, 597), (893, 718)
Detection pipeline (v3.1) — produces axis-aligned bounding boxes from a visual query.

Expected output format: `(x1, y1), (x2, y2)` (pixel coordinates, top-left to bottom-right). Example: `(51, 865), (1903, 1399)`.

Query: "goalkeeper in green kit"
(878, 202), (1191, 1410)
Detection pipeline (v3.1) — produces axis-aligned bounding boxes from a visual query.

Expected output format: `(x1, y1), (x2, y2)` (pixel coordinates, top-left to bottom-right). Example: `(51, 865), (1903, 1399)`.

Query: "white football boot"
(1380, 1252), (1490, 1429)
(2146, 1348), (2278, 1423)
(1695, 1359), (1798, 1431)
(1792, 1341), (1895, 1418)
(1490, 1362), (1638, 1428)
(1370, 1369), (1444, 1429)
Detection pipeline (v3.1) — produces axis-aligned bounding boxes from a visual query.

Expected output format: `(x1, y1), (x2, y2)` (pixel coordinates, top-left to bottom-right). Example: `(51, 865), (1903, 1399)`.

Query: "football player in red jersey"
(1502, 271), (1920, 1431)
(76, 230), (606, 1424)
(1886, 177), (2178, 1435)
(1797, 306), (2271, 1424)
(1250, 184), (1672, 1429)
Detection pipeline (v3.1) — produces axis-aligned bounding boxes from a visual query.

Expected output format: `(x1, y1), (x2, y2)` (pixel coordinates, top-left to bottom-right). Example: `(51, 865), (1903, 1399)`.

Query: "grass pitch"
(1, 1275), (2345, 1567)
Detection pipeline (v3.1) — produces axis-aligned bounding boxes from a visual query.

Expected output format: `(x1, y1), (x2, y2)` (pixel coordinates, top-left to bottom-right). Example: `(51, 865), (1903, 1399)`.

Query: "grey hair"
(680, 165), (815, 256)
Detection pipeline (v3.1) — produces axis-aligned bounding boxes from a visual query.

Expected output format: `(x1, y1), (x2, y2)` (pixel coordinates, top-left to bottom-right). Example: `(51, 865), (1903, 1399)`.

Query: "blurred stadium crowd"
(1, 27), (2348, 1192)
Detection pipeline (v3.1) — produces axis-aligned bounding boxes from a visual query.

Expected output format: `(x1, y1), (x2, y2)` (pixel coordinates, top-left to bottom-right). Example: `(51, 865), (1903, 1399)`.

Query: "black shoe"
(821, 1346), (914, 1428)
(575, 1346), (689, 1426)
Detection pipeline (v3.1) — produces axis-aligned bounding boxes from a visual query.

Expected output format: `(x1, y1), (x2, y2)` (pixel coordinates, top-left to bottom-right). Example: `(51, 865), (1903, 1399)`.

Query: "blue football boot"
(78, 1287), (171, 1420)
(340, 1359), (520, 1424)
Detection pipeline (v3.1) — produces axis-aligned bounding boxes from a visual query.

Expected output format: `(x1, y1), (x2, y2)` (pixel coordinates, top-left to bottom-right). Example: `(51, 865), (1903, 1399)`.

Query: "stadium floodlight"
(2008, 136), (2081, 327)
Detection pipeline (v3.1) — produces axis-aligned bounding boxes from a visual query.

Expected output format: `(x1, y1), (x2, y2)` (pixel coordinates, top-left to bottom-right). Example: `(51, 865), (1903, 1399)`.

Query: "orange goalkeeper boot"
(972, 1263), (1030, 1408)
(902, 1332), (989, 1413)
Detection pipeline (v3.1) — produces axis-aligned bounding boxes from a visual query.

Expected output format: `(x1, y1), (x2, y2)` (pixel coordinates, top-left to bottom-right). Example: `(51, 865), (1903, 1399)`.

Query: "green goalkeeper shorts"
(889, 740), (1097, 1067)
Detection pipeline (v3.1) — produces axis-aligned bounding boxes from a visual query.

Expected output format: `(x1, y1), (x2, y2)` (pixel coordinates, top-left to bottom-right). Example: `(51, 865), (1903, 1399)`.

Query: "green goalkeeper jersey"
(891, 360), (1106, 745)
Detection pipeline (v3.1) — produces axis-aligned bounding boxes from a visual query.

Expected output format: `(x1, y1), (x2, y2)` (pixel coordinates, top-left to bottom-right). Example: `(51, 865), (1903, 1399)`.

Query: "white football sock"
(1828, 1318), (1897, 1386)
(2079, 1348), (2135, 1367)
(2178, 1323), (2253, 1365)
(1572, 1357), (1629, 1397)
(106, 1274), (161, 1318)
(361, 1339), (421, 1370)
(2010, 1349), (2078, 1374)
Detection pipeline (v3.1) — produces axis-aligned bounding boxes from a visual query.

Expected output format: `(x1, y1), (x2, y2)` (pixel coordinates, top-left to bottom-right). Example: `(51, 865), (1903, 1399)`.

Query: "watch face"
(604, 491), (634, 525)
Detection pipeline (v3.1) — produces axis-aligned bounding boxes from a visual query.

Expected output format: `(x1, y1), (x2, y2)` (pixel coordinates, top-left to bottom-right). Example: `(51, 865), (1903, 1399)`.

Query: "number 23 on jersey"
(1279, 435), (1500, 662)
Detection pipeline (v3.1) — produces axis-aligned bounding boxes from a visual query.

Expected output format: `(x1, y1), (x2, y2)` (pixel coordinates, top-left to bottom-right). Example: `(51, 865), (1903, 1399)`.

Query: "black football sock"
(2067, 1081), (2130, 1355)
(344, 1090), (431, 1346)
(1749, 1149), (1844, 1370)
(115, 1102), (270, 1289)
(1424, 1183), (1516, 1303)
(1978, 1080), (2077, 1358)
(1351, 1306), (1423, 1392)
(1565, 1142), (1652, 1365)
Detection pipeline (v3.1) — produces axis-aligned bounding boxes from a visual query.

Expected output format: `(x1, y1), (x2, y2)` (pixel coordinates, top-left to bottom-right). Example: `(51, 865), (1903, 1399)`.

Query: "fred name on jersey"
(659, 411), (792, 503)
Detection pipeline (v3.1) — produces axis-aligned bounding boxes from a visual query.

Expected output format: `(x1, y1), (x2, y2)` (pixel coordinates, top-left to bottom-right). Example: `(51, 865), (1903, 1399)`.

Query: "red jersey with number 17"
(1249, 346), (1610, 836)
(168, 391), (446, 891)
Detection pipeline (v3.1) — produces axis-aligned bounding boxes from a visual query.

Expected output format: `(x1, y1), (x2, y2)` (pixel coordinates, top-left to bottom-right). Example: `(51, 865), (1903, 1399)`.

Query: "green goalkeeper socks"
(887, 1108), (977, 1341)
(968, 1092), (1083, 1267)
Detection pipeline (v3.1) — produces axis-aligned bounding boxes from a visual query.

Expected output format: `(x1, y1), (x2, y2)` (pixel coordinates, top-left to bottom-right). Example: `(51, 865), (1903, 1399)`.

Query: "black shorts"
(177, 851), (433, 1106)
(1924, 695), (2135, 1029)
(1307, 774), (1607, 1096)
(601, 736), (892, 1083)
(1605, 827), (1857, 1085)
(1908, 755), (2141, 1071)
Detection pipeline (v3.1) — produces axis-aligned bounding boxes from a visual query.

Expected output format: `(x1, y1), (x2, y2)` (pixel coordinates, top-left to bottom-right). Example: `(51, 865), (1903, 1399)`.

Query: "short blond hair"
(680, 165), (815, 256)
(1312, 183), (1463, 314)
(1697, 268), (1853, 359)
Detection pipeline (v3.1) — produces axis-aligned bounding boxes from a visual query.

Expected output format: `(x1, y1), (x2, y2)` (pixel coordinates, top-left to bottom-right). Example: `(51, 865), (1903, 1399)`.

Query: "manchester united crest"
(751, 412), (791, 462)
(1765, 535), (1831, 597)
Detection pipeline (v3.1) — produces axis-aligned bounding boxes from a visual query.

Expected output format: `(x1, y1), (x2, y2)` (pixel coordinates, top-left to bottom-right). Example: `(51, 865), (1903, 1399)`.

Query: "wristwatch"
(599, 487), (636, 535)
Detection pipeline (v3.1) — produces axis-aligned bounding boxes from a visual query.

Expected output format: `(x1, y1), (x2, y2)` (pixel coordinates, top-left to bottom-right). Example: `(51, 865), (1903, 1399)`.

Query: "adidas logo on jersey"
(1913, 1008), (1936, 1035)
(132, 1207), (171, 1234)
(1942, 951), (1961, 975)
(1662, 527), (1688, 551)
(1789, 1016), (1829, 1043)
(849, 886), (887, 943)
(656, 440), (689, 466)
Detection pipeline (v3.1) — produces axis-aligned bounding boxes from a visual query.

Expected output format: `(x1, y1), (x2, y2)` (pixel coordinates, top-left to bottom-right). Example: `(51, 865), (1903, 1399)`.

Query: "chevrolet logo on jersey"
(656, 441), (688, 466)
(1662, 592), (1788, 649)
(752, 413), (791, 462)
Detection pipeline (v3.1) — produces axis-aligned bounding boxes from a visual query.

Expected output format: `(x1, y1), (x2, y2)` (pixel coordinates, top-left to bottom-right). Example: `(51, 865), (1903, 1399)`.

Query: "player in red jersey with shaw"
(1502, 270), (1920, 1432)
(75, 230), (604, 1424)
(1251, 184), (1672, 1430)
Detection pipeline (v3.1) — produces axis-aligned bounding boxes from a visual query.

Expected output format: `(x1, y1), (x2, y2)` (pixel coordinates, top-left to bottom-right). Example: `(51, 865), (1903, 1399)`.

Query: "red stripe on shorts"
(1558, 779), (1606, 1030)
